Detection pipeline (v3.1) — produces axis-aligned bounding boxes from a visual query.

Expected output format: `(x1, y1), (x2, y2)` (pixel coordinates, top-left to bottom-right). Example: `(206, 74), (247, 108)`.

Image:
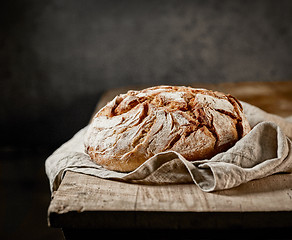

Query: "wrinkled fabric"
(45, 102), (292, 192)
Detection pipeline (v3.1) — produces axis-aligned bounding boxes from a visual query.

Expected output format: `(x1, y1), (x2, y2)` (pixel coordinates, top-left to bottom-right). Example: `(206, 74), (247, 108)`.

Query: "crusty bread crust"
(84, 86), (251, 172)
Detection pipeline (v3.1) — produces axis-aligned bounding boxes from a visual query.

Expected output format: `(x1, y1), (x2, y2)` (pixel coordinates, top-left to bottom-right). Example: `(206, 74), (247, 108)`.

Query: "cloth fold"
(45, 102), (292, 192)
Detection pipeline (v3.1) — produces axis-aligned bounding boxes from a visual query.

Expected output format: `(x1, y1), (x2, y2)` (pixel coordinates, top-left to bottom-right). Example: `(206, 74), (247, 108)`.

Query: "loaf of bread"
(84, 86), (251, 172)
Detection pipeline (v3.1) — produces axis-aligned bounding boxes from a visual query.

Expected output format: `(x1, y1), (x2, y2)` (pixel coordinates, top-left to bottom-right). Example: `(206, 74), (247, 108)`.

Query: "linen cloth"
(45, 102), (292, 192)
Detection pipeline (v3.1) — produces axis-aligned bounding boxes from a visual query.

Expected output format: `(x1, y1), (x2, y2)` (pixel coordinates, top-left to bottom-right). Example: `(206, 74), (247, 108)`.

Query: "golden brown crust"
(84, 86), (251, 172)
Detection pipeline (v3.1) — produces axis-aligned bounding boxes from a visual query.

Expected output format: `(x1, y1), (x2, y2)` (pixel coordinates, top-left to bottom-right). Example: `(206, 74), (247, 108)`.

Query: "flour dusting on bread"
(84, 86), (251, 172)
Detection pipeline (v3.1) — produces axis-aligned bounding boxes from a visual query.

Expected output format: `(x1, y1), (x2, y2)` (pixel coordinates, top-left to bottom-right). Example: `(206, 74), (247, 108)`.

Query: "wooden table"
(48, 81), (292, 239)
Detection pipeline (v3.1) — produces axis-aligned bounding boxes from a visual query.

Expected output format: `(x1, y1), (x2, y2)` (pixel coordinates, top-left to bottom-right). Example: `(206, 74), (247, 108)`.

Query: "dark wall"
(1, 0), (292, 149)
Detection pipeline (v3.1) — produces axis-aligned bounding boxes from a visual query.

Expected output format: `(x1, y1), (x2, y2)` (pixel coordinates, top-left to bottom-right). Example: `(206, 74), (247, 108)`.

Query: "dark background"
(1, 0), (292, 239)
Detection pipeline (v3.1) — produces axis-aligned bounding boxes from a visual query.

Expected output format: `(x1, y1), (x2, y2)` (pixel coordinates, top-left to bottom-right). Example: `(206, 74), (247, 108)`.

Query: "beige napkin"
(45, 102), (292, 192)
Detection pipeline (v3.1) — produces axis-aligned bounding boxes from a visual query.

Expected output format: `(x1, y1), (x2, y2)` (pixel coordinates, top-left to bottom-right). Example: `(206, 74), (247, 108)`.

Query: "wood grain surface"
(48, 81), (292, 231)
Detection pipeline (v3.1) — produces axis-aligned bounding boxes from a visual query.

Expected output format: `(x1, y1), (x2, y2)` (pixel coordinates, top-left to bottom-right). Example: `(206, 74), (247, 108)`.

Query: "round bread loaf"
(84, 86), (251, 172)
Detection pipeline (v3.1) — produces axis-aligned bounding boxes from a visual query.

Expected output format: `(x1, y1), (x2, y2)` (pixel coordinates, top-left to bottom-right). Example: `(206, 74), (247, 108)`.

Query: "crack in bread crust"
(85, 86), (251, 172)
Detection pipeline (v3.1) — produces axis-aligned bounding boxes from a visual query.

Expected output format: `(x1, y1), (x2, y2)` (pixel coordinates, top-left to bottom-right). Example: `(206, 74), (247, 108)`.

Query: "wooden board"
(49, 171), (292, 230)
(49, 171), (292, 214)
(48, 81), (292, 233)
